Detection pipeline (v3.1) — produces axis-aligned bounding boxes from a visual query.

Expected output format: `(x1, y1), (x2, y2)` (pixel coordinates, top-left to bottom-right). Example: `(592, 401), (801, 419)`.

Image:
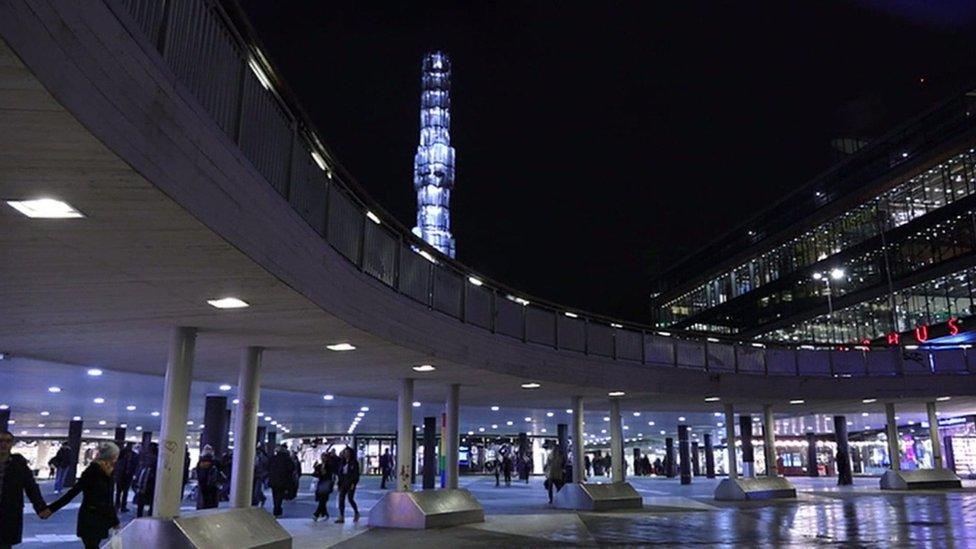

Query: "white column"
(572, 396), (584, 484)
(445, 384), (460, 489)
(152, 326), (196, 518)
(609, 398), (624, 483)
(762, 404), (777, 477)
(927, 401), (943, 469)
(397, 378), (414, 491)
(231, 347), (263, 507)
(885, 402), (900, 471)
(724, 403), (737, 478)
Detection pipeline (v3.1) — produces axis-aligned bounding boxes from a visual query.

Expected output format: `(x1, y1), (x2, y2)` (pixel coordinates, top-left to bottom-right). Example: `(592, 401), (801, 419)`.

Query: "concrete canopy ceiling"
(0, 1), (974, 444)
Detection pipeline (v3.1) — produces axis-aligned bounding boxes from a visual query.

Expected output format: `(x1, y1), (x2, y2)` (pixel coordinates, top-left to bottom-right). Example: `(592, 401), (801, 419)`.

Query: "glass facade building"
(650, 87), (976, 345)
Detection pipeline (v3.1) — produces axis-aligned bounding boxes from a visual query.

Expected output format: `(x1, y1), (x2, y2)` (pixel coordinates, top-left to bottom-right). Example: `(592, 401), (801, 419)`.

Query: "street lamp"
(813, 268), (845, 317)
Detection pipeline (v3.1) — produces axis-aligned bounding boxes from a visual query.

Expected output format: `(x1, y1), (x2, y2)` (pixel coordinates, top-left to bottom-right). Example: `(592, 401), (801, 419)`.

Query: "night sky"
(239, 1), (976, 321)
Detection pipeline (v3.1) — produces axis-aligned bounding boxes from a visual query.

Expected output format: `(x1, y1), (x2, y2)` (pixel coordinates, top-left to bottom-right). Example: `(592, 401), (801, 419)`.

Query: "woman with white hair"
(48, 441), (121, 548)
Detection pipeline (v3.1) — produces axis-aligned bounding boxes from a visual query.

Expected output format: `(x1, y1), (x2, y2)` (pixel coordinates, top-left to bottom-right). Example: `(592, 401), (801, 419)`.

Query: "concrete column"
(114, 427), (126, 445)
(571, 396), (584, 483)
(763, 405), (777, 477)
(833, 415), (853, 485)
(723, 403), (737, 478)
(202, 395), (228, 456)
(678, 425), (691, 485)
(926, 401), (943, 469)
(739, 414), (755, 478)
(0, 408), (9, 431)
(885, 402), (900, 471)
(397, 378), (414, 491)
(141, 431), (152, 448)
(222, 409), (232, 453)
(806, 432), (819, 477)
(609, 398), (624, 482)
(152, 326), (197, 518)
(64, 419), (83, 488)
(411, 425), (418, 485)
(704, 433), (715, 478)
(557, 423), (568, 462)
(445, 384), (460, 489)
(231, 347), (262, 508)
(665, 438), (675, 478)
(423, 416), (436, 489)
(691, 441), (700, 476)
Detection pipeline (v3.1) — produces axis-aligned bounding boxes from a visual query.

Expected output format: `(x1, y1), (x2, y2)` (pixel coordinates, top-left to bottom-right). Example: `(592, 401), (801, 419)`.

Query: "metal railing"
(111, 0), (976, 378)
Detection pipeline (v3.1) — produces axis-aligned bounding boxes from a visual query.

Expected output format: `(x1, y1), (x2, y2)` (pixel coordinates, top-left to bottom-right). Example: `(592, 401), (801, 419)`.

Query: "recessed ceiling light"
(232, 399), (239, 405)
(120, 423), (127, 428)
(566, 409), (573, 414)
(521, 382), (541, 389)
(467, 276), (483, 286)
(490, 405), (500, 411)
(366, 211), (381, 225)
(412, 401), (421, 407)
(72, 416), (81, 421)
(98, 420), (106, 425)
(47, 386), (61, 393)
(524, 417), (532, 422)
(40, 411), (50, 416)
(207, 297), (249, 309)
(937, 396), (951, 402)
(0, 404), (8, 410)
(93, 397), (105, 404)
(87, 368), (103, 377)
(356, 412), (365, 418)
(219, 384), (232, 392)
(704, 397), (720, 402)
(186, 420), (194, 425)
(633, 412), (641, 417)
(323, 394), (334, 400)
(789, 399), (805, 405)
(608, 391), (625, 397)
(678, 416), (686, 422)
(151, 411), (160, 417)
(412, 364), (436, 372)
(862, 398), (877, 404)
(135, 426), (142, 431)
(506, 421), (513, 426)
(7, 198), (84, 218)
(326, 343), (356, 352)
(648, 421), (655, 426)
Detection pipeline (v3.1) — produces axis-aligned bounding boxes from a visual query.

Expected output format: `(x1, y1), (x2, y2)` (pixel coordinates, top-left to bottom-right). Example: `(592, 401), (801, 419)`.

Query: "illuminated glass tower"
(412, 51), (456, 258)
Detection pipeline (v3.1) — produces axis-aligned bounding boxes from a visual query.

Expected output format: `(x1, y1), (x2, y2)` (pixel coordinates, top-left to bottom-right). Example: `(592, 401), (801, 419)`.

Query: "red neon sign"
(948, 317), (960, 336)
(914, 325), (929, 342)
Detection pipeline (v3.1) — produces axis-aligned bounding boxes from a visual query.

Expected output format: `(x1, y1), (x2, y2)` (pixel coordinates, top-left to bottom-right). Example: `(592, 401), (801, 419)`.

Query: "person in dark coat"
(311, 448), (338, 521)
(252, 445), (269, 507)
(113, 442), (136, 512)
(182, 447), (190, 498)
(133, 443), (157, 518)
(1, 430), (52, 547)
(195, 445), (223, 510)
(335, 446), (360, 523)
(48, 442), (120, 549)
(379, 448), (392, 489)
(267, 444), (295, 517)
(49, 443), (73, 494)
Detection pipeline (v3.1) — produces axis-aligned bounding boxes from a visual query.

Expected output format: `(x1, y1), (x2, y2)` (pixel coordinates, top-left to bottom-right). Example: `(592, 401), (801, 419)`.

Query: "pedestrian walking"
(49, 443), (73, 494)
(312, 448), (338, 521)
(113, 442), (136, 512)
(268, 444), (295, 517)
(195, 445), (223, 510)
(132, 443), (157, 518)
(0, 430), (52, 548)
(335, 447), (360, 523)
(544, 447), (565, 504)
(252, 445), (269, 507)
(379, 448), (392, 489)
(48, 442), (121, 549)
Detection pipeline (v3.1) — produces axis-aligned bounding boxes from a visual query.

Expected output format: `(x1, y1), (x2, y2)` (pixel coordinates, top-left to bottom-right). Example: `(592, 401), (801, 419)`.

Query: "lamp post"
(813, 268), (845, 318)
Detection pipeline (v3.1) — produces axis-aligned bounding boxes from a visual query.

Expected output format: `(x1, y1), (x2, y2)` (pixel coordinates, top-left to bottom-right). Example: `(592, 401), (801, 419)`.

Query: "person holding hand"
(1, 429), (52, 548)
(47, 442), (121, 549)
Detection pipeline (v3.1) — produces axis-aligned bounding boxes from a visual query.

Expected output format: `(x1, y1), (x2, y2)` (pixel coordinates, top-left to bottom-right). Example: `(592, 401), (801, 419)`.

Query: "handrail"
(108, 0), (976, 378)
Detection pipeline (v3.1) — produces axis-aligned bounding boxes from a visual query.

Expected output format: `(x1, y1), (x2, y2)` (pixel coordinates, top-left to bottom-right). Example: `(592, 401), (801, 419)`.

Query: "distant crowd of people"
(0, 429), (371, 549)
